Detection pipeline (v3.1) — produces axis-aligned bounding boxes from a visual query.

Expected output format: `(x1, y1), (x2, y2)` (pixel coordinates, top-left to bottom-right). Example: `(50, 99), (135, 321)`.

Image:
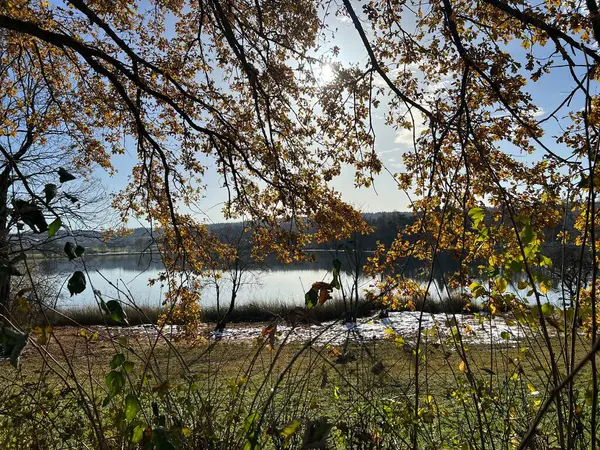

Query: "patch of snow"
(115, 312), (532, 347)
(206, 311), (529, 347)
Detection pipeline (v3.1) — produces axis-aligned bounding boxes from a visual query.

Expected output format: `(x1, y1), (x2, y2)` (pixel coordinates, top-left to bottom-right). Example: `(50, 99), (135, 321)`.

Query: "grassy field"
(0, 319), (596, 449)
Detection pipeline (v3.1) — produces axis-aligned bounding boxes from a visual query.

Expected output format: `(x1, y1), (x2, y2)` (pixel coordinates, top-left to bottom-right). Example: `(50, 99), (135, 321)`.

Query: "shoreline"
(37, 309), (526, 347)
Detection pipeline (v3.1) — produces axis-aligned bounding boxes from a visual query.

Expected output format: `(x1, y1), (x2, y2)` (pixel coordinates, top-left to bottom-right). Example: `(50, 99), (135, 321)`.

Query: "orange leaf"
(318, 288), (332, 304)
(328, 346), (342, 357)
(312, 281), (332, 290)
(261, 324), (277, 350)
(261, 325), (276, 337)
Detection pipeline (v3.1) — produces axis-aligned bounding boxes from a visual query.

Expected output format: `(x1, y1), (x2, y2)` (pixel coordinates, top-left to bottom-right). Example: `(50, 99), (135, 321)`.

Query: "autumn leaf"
(261, 324), (277, 350)
(312, 281), (332, 290)
(280, 419), (302, 443)
(327, 346), (342, 357)
(318, 288), (331, 304)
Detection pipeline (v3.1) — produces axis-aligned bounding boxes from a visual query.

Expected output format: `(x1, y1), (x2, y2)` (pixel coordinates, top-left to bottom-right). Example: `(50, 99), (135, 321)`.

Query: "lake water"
(34, 253), (564, 310)
(35, 252), (379, 309)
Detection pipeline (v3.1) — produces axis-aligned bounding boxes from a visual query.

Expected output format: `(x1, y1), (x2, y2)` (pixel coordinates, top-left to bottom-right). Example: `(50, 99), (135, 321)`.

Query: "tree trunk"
(215, 287), (237, 331)
(0, 175), (10, 322)
(215, 283), (220, 315)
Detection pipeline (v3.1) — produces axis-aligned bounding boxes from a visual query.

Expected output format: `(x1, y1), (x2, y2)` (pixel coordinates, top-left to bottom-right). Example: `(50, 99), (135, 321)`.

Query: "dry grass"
(43, 295), (480, 327)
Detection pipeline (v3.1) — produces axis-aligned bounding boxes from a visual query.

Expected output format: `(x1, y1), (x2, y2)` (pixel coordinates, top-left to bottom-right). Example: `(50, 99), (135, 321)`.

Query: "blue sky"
(95, 11), (412, 225)
(95, 6), (588, 225)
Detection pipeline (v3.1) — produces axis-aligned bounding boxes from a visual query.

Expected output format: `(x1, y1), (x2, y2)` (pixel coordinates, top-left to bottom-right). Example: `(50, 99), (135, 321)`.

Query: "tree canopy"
(2, 0), (600, 446)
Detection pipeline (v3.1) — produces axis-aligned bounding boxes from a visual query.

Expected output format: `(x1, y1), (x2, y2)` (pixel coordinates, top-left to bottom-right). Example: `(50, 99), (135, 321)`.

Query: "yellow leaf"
(496, 278), (508, 293)
(459, 360), (467, 373)
(489, 303), (498, 317)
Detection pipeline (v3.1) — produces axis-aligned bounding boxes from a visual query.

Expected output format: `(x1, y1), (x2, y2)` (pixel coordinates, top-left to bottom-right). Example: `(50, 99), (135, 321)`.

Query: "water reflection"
(38, 252), (377, 308)
(35, 252), (563, 309)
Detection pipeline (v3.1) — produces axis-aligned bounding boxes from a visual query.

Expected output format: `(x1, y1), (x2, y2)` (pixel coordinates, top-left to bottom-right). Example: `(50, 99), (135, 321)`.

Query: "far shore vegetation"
(45, 295), (483, 327)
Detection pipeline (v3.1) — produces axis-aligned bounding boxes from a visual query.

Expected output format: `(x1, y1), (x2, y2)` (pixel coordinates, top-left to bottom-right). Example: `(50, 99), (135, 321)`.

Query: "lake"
(34, 252), (564, 310)
(35, 252), (379, 309)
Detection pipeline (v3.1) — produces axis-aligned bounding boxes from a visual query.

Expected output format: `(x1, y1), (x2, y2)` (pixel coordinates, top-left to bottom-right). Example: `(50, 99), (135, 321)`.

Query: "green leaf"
(476, 226), (489, 242)
(564, 307), (575, 324)
(333, 385), (340, 400)
(541, 303), (554, 316)
(332, 258), (342, 272)
(48, 218), (62, 238)
(103, 300), (127, 323)
(103, 370), (125, 406)
(110, 353), (125, 369)
(132, 424), (146, 443)
(500, 331), (510, 340)
(305, 288), (318, 309)
(75, 245), (85, 257)
(243, 413), (260, 450)
(520, 224), (535, 246)
(243, 412), (259, 433)
(57, 167), (76, 183)
(508, 259), (523, 273)
(123, 361), (134, 373)
(487, 266), (499, 278)
(281, 419), (302, 442)
(468, 207), (485, 225)
(330, 258), (342, 289)
(67, 271), (86, 296)
(64, 242), (77, 260)
(329, 275), (340, 290)
(125, 394), (141, 422)
(43, 183), (57, 203)
(469, 282), (487, 299)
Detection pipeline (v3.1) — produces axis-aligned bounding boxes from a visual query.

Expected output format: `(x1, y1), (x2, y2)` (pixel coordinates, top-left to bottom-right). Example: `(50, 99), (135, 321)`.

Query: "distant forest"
(19, 210), (580, 270)
(16, 211), (413, 254)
